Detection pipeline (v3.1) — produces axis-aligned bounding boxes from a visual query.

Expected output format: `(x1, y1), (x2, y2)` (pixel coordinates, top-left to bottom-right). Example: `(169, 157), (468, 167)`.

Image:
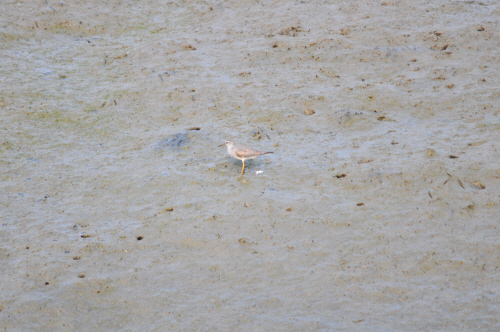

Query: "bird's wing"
(235, 147), (264, 158)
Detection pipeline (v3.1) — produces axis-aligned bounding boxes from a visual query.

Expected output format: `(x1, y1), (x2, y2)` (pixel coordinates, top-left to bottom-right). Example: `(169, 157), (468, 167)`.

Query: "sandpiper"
(219, 141), (273, 175)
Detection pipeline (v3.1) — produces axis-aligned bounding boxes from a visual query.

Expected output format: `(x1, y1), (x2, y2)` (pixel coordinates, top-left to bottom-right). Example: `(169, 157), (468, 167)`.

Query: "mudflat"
(1, 1), (499, 330)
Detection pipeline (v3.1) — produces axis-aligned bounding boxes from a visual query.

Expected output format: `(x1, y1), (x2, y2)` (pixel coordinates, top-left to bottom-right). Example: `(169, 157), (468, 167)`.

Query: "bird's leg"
(241, 160), (245, 175)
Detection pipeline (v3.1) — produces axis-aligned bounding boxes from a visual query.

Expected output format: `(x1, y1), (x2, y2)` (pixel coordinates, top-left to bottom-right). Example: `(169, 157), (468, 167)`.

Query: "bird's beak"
(218, 143), (225, 147)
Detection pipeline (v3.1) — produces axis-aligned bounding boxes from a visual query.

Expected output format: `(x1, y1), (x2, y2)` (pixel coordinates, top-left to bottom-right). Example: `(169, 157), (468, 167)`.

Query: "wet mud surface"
(1, 0), (499, 330)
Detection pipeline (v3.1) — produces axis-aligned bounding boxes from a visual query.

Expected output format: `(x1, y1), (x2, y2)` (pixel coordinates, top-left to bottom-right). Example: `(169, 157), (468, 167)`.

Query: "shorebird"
(219, 141), (273, 175)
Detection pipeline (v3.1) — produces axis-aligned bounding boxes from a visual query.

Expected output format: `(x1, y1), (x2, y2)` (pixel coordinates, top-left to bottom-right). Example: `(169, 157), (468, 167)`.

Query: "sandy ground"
(1, 0), (500, 330)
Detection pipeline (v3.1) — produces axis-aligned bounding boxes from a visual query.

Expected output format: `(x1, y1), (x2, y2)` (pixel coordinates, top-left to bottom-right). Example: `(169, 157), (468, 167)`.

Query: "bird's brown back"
(234, 146), (273, 158)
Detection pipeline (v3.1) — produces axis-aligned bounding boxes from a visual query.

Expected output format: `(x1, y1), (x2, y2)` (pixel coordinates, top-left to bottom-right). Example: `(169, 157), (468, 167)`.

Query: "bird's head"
(218, 140), (234, 147)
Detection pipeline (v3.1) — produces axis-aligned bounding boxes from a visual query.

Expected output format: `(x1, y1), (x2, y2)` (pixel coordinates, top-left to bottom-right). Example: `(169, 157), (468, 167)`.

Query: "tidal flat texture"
(1, 0), (499, 331)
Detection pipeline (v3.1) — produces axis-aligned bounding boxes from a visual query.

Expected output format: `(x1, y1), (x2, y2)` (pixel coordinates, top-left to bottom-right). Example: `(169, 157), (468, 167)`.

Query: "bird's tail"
(263, 152), (274, 155)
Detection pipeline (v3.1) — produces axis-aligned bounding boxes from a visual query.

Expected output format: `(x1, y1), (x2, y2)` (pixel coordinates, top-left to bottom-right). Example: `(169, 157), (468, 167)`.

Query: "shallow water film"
(1, 0), (499, 330)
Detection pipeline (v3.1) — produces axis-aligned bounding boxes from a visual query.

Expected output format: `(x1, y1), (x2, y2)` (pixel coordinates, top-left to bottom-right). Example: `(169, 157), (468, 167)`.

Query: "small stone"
(470, 181), (485, 190)
(304, 108), (315, 116)
(78, 272), (85, 278)
(427, 148), (435, 156)
(286, 207), (294, 212)
(244, 203), (250, 207)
